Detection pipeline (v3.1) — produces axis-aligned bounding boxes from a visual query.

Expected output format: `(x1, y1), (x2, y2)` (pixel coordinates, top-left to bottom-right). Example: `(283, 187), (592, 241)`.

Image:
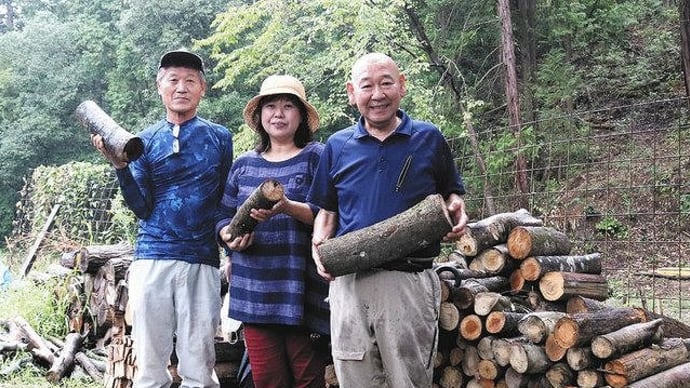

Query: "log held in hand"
(75, 100), (144, 162)
(317, 194), (453, 277)
(227, 178), (285, 240)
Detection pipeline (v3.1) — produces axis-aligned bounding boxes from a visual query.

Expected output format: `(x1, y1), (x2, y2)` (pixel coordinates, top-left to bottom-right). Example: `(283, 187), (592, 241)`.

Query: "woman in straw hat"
(216, 75), (330, 388)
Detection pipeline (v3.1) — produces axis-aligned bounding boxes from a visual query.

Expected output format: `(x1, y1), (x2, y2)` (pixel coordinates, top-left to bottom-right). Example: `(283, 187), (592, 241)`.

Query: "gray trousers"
(128, 259), (221, 388)
(329, 267), (441, 388)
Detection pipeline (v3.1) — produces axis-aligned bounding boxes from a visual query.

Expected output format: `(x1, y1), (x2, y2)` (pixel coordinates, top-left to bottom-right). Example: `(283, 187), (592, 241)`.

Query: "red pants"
(243, 324), (328, 388)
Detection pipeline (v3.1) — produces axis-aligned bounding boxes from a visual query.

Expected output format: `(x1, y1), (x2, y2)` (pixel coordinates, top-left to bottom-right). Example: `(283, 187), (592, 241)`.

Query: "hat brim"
(243, 92), (320, 134)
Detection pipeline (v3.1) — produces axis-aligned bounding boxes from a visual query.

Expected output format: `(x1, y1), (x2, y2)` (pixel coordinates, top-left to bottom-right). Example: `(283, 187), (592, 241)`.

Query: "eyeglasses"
(172, 124), (180, 154)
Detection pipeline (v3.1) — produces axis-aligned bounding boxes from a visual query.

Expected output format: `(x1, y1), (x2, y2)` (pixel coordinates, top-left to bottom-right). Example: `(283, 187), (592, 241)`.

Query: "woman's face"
(260, 95), (303, 142)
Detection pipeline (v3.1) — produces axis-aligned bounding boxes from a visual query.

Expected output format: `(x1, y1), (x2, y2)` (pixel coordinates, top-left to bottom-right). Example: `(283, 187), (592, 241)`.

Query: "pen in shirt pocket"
(395, 155), (413, 192)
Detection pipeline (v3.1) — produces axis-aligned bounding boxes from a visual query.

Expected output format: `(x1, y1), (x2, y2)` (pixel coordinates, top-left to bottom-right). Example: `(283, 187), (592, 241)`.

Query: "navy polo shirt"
(308, 110), (464, 257)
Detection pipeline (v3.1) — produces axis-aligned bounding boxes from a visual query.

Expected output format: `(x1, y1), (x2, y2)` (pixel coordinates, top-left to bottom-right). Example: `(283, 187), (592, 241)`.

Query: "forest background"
(0, 0), (689, 314)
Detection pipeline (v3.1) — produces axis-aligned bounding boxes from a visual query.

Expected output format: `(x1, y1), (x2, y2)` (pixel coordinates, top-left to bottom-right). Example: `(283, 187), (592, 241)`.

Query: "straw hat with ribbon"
(243, 75), (320, 133)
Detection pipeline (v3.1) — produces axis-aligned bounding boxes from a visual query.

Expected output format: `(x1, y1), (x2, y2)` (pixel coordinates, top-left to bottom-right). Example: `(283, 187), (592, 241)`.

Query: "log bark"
(47, 332), (85, 383)
(60, 241), (133, 274)
(75, 100), (144, 162)
(228, 178), (285, 240)
(591, 318), (664, 359)
(604, 338), (690, 387)
(627, 361), (690, 388)
(518, 311), (567, 344)
(506, 226), (571, 260)
(318, 194), (452, 277)
(75, 351), (104, 382)
(553, 308), (647, 349)
(538, 271), (608, 301)
(635, 308), (690, 339)
(519, 253), (601, 281)
(510, 342), (551, 374)
(456, 209), (542, 256)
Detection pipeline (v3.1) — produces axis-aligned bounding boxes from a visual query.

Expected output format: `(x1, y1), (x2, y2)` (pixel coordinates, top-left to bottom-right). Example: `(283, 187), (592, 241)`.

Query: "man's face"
(346, 59), (406, 130)
(157, 67), (206, 118)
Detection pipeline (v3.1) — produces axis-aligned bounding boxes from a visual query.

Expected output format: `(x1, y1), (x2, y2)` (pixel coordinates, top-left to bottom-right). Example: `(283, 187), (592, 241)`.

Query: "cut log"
(604, 338), (690, 387)
(318, 194), (452, 277)
(228, 178), (285, 240)
(545, 333), (567, 361)
(566, 295), (609, 314)
(439, 301), (461, 332)
(9, 316), (55, 365)
(519, 253), (602, 281)
(47, 332), (85, 383)
(477, 335), (496, 360)
(628, 361), (690, 388)
(553, 308), (647, 349)
(485, 311), (523, 337)
(60, 241), (133, 274)
(439, 366), (464, 388)
(538, 271), (608, 301)
(449, 346), (464, 366)
(566, 346), (594, 371)
(577, 369), (606, 388)
(509, 342), (551, 374)
(452, 276), (511, 310)
(518, 311), (567, 344)
(75, 100), (144, 162)
(474, 292), (513, 316)
(477, 244), (518, 274)
(504, 366), (530, 388)
(545, 362), (574, 388)
(506, 226), (571, 260)
(459, 314), (484, 341)
(635, 308), (690, 339)
(461, 345), (481, 377)
(75, 351), (104, 382)
(478, 359), (504, 380)
(492, 336), (530, 367)
(526, 290), (567, 312)
(591, 318), (664, 359)
(456, 209), (543, 256)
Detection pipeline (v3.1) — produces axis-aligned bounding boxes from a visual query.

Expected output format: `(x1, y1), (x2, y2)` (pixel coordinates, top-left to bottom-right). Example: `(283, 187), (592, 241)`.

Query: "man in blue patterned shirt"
(92, 50), (233, 388)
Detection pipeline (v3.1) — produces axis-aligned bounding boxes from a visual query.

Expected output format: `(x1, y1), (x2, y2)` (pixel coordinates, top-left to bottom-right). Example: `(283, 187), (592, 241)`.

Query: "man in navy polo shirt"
(308, 52), (468, 387)
(92, 50), (233, 388)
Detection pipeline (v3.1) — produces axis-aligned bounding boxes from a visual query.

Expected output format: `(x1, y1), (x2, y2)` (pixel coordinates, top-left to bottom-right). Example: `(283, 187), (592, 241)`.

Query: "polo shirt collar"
(354, 109), (412, 139)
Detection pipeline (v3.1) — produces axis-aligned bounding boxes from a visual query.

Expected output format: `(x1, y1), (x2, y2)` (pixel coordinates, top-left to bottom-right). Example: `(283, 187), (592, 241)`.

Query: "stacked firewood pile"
(432, 209), (690, 388)
(0, 241), (244, 387)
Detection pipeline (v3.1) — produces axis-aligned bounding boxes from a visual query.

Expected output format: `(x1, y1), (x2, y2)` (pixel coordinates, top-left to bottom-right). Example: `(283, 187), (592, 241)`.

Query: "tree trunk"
(517, 311), (567, 344)
(519, 253), (602, 281)
(456, 209), (542, 256)
(318, 194), (452, 277)
(553, 308), (648, 349)
(591, 319), (664, 359)
(680, 0), (690, 109)
(604, 338), (690, 387)
(227, 178), (285, 240)
(628, 361), (690, 388)
(75, 100), (144, 162)
(538, 271), (608, 301)
(507, 226), (572, 260)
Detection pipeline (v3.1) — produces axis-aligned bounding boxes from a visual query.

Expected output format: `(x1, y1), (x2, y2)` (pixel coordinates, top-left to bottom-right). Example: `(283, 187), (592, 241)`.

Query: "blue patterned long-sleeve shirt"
(116, 116), (233, 267)
(215, 142), (330, 334)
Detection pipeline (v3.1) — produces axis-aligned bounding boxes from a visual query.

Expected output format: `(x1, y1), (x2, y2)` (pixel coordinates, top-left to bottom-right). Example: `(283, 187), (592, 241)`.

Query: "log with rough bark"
(318, 194), (452, 277)
(635, 308), (690, 339)
(486, 311), (523, 337)
(519, 252), (602, 281)
(509, 342), (551, 374)
(46, 332), (85, 383)
(628, 361), (690, 388)
(518, 311), (567, 344)
(227, 178), (285, 240)
(591, 318), (664, 359)
(75, 100), (144, 162)
(60, 241), (133, 274)
(506, 226), (571, 260)
(538, 271), (608, 301)
(553, 307), (648, 349)
(566, 295), (609, 314)
(604, 337), (690, 387)
(456, 208), (543, 257)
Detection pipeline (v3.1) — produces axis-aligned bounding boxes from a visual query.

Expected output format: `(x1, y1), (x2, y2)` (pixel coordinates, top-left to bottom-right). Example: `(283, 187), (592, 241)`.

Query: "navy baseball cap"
(158, 50), (204, 73)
